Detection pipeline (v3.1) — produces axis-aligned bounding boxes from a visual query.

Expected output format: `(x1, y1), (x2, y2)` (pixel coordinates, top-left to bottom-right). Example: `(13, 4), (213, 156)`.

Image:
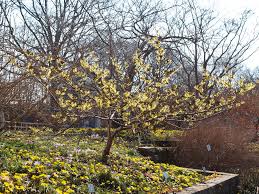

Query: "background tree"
(157, 1), (258, 92)
(238, 67), (259, 83)
(2, 0), (257, 94)
(0, 0), (113, 115)
(87, 0), (259, 96)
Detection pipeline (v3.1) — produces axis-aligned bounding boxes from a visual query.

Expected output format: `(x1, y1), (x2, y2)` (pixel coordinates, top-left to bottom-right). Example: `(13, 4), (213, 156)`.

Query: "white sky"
(204, 0), (259, 70)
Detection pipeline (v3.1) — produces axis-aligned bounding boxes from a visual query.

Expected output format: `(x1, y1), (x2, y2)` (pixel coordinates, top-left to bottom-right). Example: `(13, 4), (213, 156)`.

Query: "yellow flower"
(15, 185), (26, 191)
(56, 188), (63, 194)
(61, 179), (67, 185)
(40, 182), (49, 188)
(64, 187), (74, 194)
(4, 181), (14, 192)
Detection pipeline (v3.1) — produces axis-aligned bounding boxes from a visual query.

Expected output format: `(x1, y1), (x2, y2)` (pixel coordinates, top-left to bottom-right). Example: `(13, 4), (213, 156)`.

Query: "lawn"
(0, 129), (211, 194)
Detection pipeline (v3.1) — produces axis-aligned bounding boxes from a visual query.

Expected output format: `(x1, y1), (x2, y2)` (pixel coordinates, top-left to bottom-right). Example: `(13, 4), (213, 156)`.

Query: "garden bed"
(0, 131), (215, 193)
(0, 130), (213, 193)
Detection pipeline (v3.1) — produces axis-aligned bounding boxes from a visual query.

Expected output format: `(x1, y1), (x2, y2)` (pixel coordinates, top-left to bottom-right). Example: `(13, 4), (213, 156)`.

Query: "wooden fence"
(2, 121), (47, 130)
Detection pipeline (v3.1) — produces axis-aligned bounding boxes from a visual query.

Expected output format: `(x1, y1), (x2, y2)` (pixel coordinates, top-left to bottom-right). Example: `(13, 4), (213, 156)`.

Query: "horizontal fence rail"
(2, 121), (47, 130)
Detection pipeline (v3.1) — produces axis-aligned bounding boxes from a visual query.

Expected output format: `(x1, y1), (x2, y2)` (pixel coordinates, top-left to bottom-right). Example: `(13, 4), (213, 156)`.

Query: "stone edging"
(176, 170), (239, 194)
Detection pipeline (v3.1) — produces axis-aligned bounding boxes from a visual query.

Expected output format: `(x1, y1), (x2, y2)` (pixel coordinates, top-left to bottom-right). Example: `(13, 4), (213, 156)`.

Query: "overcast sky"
(205, 0), (259, 70)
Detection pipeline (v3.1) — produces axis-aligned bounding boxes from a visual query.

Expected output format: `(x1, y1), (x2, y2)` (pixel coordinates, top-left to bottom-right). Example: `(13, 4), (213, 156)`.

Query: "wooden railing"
(3, 121), (47, 130)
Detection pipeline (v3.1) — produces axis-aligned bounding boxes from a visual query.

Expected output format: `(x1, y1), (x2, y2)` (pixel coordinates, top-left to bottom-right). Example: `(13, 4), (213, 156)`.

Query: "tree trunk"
(0, 111), (5, 129)
(101, 124), (124, 163)
(101, 134), (114, 163)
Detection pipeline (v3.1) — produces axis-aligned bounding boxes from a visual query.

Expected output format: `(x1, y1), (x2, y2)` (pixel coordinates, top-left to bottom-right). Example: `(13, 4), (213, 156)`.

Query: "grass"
(0, 129), (211, 194)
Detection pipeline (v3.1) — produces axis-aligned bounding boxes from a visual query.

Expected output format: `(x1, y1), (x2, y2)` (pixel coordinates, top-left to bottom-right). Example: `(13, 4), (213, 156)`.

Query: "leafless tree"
(126, 0), (259, 92)
(92, 0), (259, 94)
(167, 3), (259, 91)
(0, 0), (114, 116)
(1, 0), (114, 63)
(238, 67), (259, 83)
